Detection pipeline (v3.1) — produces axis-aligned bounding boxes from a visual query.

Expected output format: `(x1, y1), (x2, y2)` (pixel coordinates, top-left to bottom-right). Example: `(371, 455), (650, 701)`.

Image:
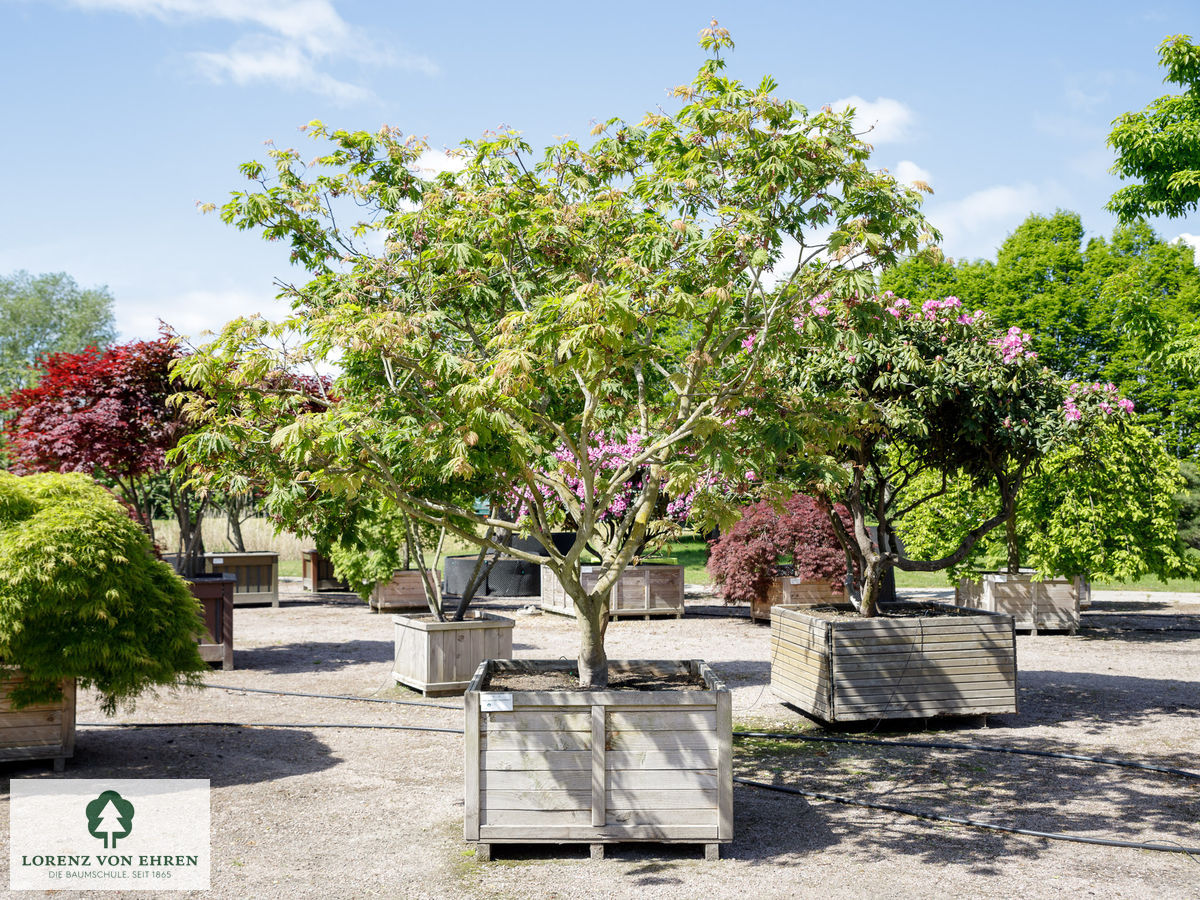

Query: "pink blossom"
(1064, 399), (1082, 422)
(847, 355), (857, 364)
(1118, 397), (1135, 414)
(744, 471), (757, 481)
(812, 305), (830, 318)
(741, 332), (757, 351)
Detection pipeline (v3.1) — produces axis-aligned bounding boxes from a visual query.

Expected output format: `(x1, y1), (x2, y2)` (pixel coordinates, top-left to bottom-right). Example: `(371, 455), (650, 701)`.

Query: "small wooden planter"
(956, 573), (1083, 633)
(750, 577), (844, 623)
(393, 612), (514, 695)
(301, 549), (348, 592)
(204, 551), (279, 607)
(541, 564), (685, 619)
(465, 659), (732, 859)
(371, 570), (429, 612)
(0, 672), (75, 771)
(189, 574), (235, 671)
(770, 603), (1016, 723)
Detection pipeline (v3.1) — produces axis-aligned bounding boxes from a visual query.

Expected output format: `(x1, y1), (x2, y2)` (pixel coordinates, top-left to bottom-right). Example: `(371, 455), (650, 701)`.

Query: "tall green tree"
(0, 271), (117, 392)
(1108, 34), (1200, 222)
(881, 212), (1200, 455)
(173, 25), (934, 685)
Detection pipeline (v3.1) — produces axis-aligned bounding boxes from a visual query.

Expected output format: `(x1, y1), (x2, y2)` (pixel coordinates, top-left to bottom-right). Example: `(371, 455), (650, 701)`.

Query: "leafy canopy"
(0, 473), (205, 712)
(1108, 34), (1200, 222)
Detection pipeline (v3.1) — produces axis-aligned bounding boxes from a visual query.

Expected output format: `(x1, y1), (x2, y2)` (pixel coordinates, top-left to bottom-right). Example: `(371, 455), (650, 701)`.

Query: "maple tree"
(2, 334), (208, 571)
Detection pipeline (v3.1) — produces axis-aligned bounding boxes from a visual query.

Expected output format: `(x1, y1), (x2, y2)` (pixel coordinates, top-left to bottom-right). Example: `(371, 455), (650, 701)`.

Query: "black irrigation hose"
(733, 731), (1200, 781)
(78, 721), (464, 735)
(734, 776), (1200, 857)
(199, 683), (461, 711)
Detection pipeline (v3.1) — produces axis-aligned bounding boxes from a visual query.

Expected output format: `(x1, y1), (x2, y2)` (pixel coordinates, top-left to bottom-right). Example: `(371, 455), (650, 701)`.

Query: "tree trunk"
(857, 555), (885, 618)
(1005, 496), (1020, 574)
(227, 505), (246, 553)
(575, 597), (610, 689)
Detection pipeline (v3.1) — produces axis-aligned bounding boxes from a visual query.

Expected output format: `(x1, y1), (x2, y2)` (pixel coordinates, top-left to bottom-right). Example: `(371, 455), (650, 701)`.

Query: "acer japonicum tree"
(0, 472), (205, 713)
(172, 24), (934, 688)
(706, 495), (851, 604)
(2, 334), (210, 576)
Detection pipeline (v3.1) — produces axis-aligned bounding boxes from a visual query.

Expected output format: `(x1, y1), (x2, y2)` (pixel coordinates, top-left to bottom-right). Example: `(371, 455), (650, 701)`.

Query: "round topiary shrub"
(707, 495), (850, 604)
(0, 472), (206, 712)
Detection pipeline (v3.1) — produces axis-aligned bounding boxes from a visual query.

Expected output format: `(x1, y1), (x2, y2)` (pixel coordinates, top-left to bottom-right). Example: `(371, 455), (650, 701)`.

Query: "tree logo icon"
(85, 790), (134, 849)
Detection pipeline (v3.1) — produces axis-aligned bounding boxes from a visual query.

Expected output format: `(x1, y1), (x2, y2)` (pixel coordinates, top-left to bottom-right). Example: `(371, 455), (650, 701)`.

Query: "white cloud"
(925, 183), (1062, 261)
(413, 149), (467, 176)
(894, 159), (932, 187)
(830, 96), (914, 144)
(66, 0), (437, 101)
(1174, 234), (1200, 266)
(117, 288), (293, 343)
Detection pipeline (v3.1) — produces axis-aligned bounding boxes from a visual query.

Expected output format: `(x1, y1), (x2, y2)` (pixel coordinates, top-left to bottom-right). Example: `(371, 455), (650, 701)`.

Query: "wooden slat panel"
(606, 710), (716, 732)
(608, 769), (719, 791)
(482, 750), (592, 772)
(484, 711), (591, 732)
(511, 692), (717, 707)
(482, 732), (590, 751)
(606, 748), (718, 770)
(483, 790), (591, 811)
(464, 688), (480, 840)
(606, 809), (717, 826)
(591, 704), (605, 827)
(481, 770), (592, 791)
(478, 824), (720, 842)
(606, 789), (718, 809)
(606, 730), (717, 751)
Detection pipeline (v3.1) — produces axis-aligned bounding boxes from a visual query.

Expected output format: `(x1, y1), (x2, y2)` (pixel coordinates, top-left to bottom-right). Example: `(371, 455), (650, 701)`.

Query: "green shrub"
(0, 472), (206, 712)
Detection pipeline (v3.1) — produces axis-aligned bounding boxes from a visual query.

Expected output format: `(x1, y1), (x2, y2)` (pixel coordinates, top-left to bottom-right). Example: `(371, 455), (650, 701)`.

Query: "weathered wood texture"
(956, 573), (1082, 633)
(393, 613), (514, 696)
(0, 673), (75, 770)
(465, 659), (732, 847)
(301, 549), (348, 592)
(203, 551), (279, 607)
(371, 570), (429, 612)
(190, 574), (235, 671)
(751, 577), (844, 622)
(770, 604), (1017, 722)
(541, 565), (685, 619)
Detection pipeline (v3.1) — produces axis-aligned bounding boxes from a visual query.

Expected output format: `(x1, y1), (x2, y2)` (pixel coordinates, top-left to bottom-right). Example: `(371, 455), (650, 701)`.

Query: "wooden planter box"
(393, 612), (514, 696)
(0, 672), (75, 771)
(541, 564), (685, 619)
(301, 549), (348, 592)
(465, 659), (732, 859)
(189, 574), (235, 671)
(371, 570), (429, 612)
(203, 551), (279, 607)
(770, 603), (1017, 723)
(751, 577), (844, 622)
(956, 573), (1083, 633)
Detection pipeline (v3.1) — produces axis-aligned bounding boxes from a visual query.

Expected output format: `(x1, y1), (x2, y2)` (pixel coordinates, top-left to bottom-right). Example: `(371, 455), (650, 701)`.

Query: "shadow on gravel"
(729, 726), (1200, 870)
(1075, 617), (1200, 643)
(0, 725), (340, 790)
(233, 639), (394, 673)
(1012, 669), (1200, 731)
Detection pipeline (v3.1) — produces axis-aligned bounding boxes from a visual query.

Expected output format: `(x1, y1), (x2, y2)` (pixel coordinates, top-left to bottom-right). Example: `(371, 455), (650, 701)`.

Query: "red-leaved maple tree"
(2, 335), (204, 566)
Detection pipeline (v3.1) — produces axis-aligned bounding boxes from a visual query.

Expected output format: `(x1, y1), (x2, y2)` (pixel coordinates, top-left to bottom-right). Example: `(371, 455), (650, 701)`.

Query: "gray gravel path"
(1, 584), (1197, 899)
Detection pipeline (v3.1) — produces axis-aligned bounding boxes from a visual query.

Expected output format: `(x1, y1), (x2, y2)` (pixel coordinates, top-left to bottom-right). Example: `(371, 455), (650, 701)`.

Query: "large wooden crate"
(541, 565), (685, 619)
(0, 673), (75, 772)
(956, 573), (1082, 633)
(770, 603), (1017, 723)
(190, 574), (235, 671)
(301, 549), (348, 592)
(204, 551), (279, 607)
(465, 659), (731, 859)
(393, 612), (514, 695)
(371, 569), (429, 612)
(750, 577), (844, 623)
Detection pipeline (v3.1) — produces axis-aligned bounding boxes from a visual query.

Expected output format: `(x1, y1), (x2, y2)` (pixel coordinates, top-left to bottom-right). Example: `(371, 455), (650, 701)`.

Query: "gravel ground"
(2, 582), (1199, 899)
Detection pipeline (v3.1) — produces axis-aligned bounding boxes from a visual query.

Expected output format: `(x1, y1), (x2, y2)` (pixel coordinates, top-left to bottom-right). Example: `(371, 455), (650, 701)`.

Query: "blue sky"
(3, 0), (1198, 341)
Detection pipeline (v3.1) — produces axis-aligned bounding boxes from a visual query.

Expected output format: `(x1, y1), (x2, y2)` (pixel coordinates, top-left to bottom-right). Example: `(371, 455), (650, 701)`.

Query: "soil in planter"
(483, 668), (704, 692)
(800, 602), (980, 621)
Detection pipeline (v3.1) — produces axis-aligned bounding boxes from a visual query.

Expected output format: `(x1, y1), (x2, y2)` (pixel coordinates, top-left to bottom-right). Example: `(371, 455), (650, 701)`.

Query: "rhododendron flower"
(741, 332), (757, 351)
(1064, 399), (1082, 422)
(1118, 397), (1135, 414)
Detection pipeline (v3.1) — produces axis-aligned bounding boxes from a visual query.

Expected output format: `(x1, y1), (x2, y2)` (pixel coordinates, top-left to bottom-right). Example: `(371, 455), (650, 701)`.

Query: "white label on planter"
(582, 566), (594, 574)
(211, 557), (224, 565)
(481, 693), (513, 712)
(790, 577), (803, 585)
(10, 779), (210, 891)
(993, 574), (1007, 583)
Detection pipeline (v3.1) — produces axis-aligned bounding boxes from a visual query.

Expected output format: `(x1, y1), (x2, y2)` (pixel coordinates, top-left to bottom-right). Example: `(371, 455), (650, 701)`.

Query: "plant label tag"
(994, 574), (1007, 583)
(790, 577), (803, 585)
(582, 566), (594, 574)
(212, 558), (224, 565)
(480, 693), (513, 712)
